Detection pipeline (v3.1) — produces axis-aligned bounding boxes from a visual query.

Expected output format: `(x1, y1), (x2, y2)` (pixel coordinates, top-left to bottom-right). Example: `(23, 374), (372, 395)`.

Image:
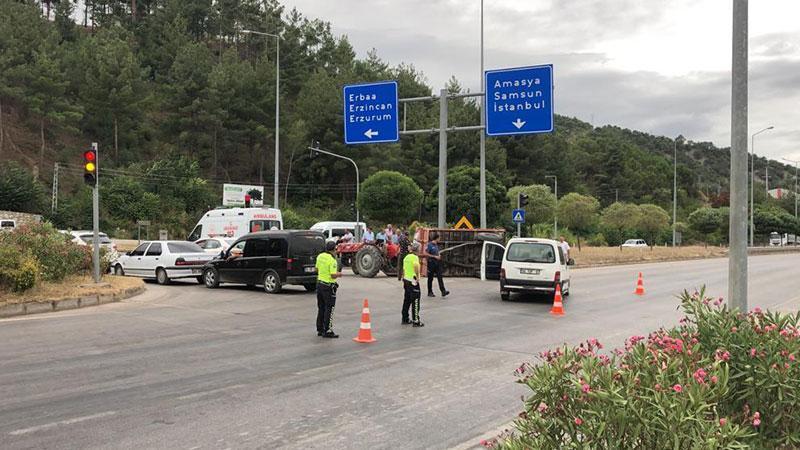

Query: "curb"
(0, 285), (145, 319)
(573, 246), (800, 270)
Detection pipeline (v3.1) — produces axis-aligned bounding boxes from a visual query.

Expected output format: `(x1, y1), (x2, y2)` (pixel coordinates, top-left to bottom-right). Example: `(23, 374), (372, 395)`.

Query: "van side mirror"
(567, 258), (575, 266)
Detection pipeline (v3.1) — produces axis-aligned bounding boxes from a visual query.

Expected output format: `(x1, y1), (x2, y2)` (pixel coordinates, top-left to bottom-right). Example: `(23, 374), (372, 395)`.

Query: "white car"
(62, 230), (117, 252)
(497, 238), (573, 301)
(621, 239), (648, 248)
(112, 241), (213, 285)
(194, 237), (235, 255)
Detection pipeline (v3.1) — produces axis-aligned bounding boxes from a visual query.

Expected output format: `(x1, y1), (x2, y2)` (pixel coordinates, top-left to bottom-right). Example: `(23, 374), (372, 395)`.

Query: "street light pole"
(673, 136), (684, 247)
(782, 157), (799, 218)
(750, 126), (774, 246)
(546, 175), (557, 238)
(242, 29), (280, 209)
(479, 0), (487, 229)
(309, 145), (361, 238)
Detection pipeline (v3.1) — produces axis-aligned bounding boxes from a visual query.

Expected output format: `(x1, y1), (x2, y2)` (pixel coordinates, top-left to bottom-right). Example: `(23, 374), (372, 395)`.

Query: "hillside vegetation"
(0, 0), (797, 242)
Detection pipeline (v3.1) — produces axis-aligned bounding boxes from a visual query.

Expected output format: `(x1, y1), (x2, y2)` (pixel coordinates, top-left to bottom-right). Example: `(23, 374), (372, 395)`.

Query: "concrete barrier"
(0, 285), (145, 319)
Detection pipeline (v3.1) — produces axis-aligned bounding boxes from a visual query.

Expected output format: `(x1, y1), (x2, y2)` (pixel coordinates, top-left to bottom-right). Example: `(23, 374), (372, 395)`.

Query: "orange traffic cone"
(550, 284), (565, 316)
(353, 299), (376, 343)
(634, 272), (645, 295)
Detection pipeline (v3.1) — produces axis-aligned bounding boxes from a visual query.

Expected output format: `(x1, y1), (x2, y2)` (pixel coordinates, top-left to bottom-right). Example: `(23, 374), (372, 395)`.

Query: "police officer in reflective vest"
(316, 241), (342, 338)
(402, 241), (424, 327)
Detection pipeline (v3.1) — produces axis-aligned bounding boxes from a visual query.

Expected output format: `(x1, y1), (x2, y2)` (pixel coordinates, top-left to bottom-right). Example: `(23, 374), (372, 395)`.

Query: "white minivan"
(187, 207), (283, 242)
(309, 221), (366, 243)
(493, 238), (573, 301)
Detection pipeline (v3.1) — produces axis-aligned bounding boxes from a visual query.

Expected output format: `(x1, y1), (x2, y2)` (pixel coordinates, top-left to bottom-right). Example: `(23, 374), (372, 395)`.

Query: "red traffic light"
(83, 150), (96, 162)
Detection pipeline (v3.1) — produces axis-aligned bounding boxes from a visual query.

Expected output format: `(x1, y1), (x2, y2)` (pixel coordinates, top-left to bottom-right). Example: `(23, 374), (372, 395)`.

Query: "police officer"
(401, 241), (424, 327)
(316, 241), (342, 338)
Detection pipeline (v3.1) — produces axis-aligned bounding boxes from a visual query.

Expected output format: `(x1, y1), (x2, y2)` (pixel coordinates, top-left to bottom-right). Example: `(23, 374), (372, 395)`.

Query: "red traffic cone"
(550, 284), (565, 316)
(634, 272), (645, 295)
(353, 299), (376, 343)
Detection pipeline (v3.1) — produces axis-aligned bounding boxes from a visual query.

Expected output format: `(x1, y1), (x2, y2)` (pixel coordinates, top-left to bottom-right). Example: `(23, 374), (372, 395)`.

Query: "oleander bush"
(0, 223), (92, 292)
(490, 288), (800, 449)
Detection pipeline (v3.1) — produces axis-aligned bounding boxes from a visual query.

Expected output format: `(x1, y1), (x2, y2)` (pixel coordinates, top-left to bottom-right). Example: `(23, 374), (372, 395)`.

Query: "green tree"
(428, 166), (507, 226)
(636, 204), (671, 247)
(358, 170), (422, 225)
(600, 202), (642, 246)
(688, 207), (724, 244)
(0, 163), (47, 213)
(558, 193), (600, 249)
(507, 184), (556, 225)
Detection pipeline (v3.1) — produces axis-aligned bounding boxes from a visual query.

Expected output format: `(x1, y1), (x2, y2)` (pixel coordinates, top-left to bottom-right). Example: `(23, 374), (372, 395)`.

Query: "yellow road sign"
(454, 216), (474, 230)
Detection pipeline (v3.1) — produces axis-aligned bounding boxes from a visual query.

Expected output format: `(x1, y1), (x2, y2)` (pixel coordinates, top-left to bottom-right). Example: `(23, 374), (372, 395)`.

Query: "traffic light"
(83, 148), (97, 187)
(519, 193), (529, 208)
(244, 194), (251, 208)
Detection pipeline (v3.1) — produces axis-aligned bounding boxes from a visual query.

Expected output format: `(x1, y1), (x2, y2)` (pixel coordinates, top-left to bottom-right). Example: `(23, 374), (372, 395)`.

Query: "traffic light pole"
(91, 142), (101, 283)
(516, 194), (521, 238)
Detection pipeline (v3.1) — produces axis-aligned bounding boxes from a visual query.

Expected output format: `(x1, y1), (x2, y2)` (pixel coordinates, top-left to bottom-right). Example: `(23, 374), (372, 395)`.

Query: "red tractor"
(336, 241), (401, 278)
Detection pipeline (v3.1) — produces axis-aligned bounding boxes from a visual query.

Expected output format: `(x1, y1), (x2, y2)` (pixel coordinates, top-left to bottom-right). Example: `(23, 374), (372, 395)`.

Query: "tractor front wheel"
(355, 246), (382, 278)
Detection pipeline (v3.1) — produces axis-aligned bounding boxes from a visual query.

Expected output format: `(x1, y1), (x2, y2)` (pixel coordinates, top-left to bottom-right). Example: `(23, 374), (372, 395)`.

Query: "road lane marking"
(8, 411), (117, 436)
(176, 383), (248, 401)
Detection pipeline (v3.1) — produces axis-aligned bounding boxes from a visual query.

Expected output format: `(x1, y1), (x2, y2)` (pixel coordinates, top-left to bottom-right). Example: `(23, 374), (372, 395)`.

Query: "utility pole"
(51, 162), (59, 213)
(91, 143), (100, 283)
(750, 126), (774, 245)
(729, 0), (748, 312)
(478, 0), (487, 229)
(615, 188), (619, 203)
(783, 158), (799, 218)
(673, 136), (684, 247)
(438, 88), (448, 228)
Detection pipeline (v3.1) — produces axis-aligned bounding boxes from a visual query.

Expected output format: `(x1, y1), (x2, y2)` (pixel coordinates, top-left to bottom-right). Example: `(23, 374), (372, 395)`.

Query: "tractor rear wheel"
(355, 246), (382, 278)
(351, 257), (360, 275)
(381, 256), (398, 277)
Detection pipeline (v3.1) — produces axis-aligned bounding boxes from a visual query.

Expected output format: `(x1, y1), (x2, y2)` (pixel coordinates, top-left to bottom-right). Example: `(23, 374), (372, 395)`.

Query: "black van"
(202, 230), (325, 293)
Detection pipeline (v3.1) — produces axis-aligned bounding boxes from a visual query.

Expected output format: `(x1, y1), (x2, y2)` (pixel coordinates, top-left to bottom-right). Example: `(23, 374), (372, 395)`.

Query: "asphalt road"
(2, 254), (800, 449)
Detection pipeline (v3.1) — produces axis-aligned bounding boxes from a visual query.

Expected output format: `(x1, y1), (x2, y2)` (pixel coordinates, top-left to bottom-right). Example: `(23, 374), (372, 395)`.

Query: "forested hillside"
(0, 0), (797, 241)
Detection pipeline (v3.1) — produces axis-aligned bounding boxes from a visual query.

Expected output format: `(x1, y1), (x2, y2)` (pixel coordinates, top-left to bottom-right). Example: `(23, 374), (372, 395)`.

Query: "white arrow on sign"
(512, 119), (526, 129)
(364, 129), (379, 139)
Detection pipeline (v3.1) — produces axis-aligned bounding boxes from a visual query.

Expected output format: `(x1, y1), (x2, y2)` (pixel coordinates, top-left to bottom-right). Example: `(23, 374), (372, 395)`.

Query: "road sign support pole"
(438, 88), (448, 228)
(479, 0), (487, 229)
(516, 195), (521, 238)
(729, 0), (748, 311)
(91, 142), (101, 284)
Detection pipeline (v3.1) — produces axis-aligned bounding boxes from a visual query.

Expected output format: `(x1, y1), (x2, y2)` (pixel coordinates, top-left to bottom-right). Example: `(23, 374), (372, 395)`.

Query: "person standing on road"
(559, 236), (571, 261)
(402, 241), (423, 327)
(425, 233), (449, 298)
(316, 241), (342, 338)
(397, 230), (410, 281)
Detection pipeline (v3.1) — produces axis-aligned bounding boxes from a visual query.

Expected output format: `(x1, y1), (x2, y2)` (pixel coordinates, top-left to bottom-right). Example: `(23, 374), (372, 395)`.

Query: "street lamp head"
(767, 126), (775, 130)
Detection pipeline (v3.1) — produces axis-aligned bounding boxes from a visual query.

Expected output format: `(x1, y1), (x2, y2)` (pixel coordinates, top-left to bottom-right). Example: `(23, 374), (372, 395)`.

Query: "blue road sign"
(343, 80), (399, 145)
(512, 209), (526, 224)
(485, 64), (554, 136)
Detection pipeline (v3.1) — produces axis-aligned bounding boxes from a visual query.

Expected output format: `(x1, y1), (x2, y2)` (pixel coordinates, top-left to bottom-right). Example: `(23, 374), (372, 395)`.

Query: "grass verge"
(0, 275), (144, 306)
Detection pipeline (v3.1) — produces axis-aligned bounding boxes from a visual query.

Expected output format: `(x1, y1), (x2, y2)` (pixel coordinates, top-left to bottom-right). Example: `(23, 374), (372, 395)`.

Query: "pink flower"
(753, 307), (762, 314)
(731, 326), (738, 333)
(750, 348), (757, 357)
(719, 418), (727, 426)
(574, 417), (583, 426)
(710, 375), (718, 384)
(753, 418), (761, 427)
(673, 384), (683, 393)
(790, 354), (796, 362)
(654, 383), (662, 391)
(582, 384), (591, 393)
(537, 402), (548, 413)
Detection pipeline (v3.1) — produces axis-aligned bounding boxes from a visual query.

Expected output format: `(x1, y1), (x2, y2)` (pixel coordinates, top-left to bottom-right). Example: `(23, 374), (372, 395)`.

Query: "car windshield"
(167, 242), (204, 253)
(291, 234), (325, 256)
(506, 242), (556, 263)
(624, 240), (637, 245)
(80, 234), (112, 244)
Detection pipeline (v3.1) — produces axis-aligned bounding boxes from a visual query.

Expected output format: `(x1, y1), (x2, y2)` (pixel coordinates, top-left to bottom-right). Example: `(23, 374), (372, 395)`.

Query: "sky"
(281, 0), (800, 162)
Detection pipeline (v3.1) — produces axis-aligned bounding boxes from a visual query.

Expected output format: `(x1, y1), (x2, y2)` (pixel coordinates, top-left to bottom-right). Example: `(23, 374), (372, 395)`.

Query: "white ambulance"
(187, 207), (283, 241)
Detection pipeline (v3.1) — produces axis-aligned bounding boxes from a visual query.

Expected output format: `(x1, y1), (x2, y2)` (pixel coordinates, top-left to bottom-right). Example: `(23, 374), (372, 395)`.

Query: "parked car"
(194, 237), (235, 255)
(0, 219), (16, 232)
(621, 239), (648, 248)
(62, 230), (117, 252)
(498, 238), (573, 301)
(202, 230), (325, 293)
(112, 241), (213, 285)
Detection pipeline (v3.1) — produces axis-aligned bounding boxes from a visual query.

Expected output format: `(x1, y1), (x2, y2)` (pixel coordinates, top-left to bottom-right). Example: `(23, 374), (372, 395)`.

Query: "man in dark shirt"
(424, 233), (449, 298)
(397, 230), (410, 281)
